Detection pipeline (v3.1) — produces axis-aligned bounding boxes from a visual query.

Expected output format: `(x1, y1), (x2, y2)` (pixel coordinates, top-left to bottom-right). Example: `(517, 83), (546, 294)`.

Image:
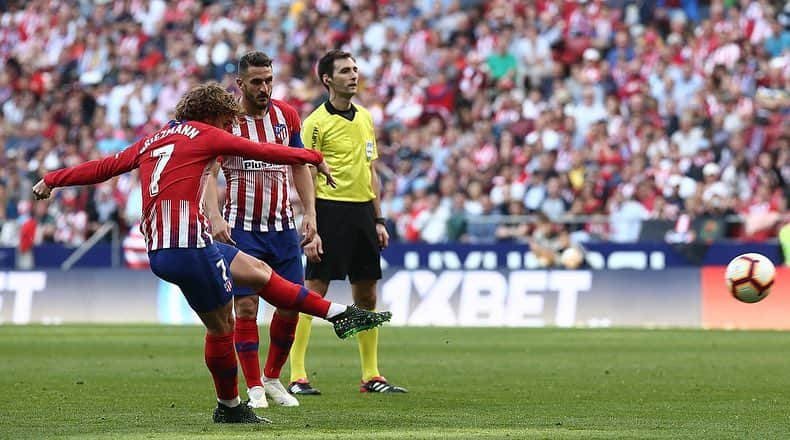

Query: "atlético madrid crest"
(273, 123), (287, 137)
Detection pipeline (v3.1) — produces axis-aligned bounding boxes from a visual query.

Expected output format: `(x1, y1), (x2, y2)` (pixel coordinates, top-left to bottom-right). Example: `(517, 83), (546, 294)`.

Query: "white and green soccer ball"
(725, 253), (776, 303)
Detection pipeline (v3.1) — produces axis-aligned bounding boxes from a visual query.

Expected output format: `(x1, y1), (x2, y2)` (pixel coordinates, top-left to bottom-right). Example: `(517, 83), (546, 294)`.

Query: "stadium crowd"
(0, 0), (788, 263)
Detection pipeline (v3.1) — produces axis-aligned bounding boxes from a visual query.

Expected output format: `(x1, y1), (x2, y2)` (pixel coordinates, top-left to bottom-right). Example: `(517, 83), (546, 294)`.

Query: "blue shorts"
(231, 228), (304, 295)
(148, 242), (240, 313)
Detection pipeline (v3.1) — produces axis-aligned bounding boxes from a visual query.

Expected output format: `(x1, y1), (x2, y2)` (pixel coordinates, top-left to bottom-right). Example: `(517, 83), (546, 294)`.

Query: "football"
(725, 253), (776, 303)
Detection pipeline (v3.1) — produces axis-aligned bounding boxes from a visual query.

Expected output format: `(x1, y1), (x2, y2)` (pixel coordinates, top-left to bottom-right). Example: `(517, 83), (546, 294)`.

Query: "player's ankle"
(326, 303), (347, 319)
(218, 396), (241, 408)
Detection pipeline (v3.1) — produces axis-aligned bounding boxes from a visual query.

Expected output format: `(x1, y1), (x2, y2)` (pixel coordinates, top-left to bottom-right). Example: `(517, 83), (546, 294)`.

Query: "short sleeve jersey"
(301, 101), (378, 202)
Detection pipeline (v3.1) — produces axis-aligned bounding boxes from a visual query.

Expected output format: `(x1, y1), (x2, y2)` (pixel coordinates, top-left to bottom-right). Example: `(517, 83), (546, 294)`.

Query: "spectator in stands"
(465, 195), (498, 244)
(445, 191), (468, 242)
(1, 0), (788, 260)
(539, 176), (569, 221)
(486, 38), (518, 88)
(527, 213), (585, 269)
(496, 200), (529, 243)
(608, 187), (651, 243)
(742, 181), (785, 241)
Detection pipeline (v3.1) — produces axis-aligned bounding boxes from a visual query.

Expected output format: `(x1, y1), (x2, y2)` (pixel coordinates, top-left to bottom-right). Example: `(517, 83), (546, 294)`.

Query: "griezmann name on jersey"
(44, 120), (323, 252)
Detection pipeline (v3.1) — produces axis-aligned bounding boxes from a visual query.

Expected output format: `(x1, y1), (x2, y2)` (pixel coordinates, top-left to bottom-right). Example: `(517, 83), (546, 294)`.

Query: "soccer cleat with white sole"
(360, 376), (408, 393)
(247, 385), (268, 408)
(264, 379), (300, 407)
(288, 379), (321, 395)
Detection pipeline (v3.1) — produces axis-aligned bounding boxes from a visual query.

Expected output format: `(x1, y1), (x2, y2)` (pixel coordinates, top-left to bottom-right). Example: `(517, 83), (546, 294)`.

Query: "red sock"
(258, 272), (330, 318)
(234, 317), (263, 389)
(204, 332), (239, 400)
(264, 312), (299, 379)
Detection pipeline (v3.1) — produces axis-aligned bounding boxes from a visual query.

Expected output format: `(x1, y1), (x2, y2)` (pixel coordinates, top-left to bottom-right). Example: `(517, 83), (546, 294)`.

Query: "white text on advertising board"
(381, 270), (592, 327)
(0, 272), (47, 324)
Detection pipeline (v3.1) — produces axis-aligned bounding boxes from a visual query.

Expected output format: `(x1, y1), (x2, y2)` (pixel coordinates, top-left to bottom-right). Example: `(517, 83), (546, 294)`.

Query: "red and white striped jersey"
(222, 99), (303, 232)
(44, 120), (323, 252)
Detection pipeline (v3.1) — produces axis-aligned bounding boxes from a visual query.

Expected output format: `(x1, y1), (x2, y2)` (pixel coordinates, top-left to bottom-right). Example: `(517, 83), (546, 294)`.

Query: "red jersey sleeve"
(205, 126), (323, 165)
(44, 140), (141, 188)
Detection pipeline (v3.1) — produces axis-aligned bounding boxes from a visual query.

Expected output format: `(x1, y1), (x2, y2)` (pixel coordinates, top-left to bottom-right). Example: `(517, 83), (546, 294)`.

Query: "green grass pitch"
(1, 325), (789, 439)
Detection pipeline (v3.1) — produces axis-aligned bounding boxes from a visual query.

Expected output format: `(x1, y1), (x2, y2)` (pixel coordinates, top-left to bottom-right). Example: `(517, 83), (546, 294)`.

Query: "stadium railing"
(60, 222), (120, 270)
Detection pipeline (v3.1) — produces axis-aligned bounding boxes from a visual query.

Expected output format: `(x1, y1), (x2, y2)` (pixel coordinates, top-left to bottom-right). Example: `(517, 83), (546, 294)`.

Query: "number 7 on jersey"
(149, 144), (174, 196)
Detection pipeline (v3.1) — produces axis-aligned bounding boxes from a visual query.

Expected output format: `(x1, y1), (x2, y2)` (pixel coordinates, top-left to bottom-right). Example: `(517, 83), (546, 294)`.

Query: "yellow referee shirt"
(302, 101), (378, 202)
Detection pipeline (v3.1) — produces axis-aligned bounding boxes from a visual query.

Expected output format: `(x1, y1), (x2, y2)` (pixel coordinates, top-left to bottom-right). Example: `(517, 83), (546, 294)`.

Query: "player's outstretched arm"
(210, 127), (324, 165)
(209, 128), (336, 187)
(34, 143), (141, 199)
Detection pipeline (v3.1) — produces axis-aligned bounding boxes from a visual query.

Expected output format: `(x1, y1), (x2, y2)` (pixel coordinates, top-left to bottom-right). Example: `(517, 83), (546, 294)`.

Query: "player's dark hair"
(317, 49), (355, 90)
(238, 51), (273, 75)
(174, 83), (242, 122)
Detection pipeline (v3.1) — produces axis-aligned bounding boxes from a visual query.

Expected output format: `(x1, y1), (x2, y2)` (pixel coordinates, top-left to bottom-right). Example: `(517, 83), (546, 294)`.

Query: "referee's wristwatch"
(375, 217), (387, 225)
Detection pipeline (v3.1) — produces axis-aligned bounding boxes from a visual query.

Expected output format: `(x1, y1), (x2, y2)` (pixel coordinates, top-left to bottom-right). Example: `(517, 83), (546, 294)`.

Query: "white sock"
(218, 396), (241, 408)
(326, 303), (348, 319)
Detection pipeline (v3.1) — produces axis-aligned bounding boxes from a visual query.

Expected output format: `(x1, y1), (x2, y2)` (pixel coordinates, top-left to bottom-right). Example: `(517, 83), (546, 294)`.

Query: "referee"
(287, 49), (407, 395)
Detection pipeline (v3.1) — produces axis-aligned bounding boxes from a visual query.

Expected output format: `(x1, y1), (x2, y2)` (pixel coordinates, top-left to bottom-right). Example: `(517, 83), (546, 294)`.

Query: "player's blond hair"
(174, 83), (242, 122)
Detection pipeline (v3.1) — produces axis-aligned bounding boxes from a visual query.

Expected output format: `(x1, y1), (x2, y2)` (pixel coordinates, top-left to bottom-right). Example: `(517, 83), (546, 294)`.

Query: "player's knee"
(204, 310), (234, 335)
(234, 295), (259, 318)
(255, 260), (273, 282)
(198, 302), (233, 336)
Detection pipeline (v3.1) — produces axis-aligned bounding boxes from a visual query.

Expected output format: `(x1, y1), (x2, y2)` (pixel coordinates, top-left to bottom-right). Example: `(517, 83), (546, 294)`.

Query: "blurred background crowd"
(0, 0), (789, 267)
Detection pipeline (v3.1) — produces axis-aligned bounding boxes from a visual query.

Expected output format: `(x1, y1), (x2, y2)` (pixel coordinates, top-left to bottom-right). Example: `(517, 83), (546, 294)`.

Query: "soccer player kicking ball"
(202, 51), (314, 409)
(31, 83), (392, 424)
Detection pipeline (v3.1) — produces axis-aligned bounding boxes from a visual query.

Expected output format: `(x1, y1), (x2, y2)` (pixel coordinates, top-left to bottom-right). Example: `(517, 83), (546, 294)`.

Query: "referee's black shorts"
(305, 199), (382, 283)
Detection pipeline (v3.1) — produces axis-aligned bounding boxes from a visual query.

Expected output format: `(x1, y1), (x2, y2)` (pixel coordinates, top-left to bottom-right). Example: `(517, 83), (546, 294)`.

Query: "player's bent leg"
(148, 246), (270, 422)
(228, 251), (392, 337)
(233, 294), (267, 408)
(228, 249), (274, 286)
(229, 252), (326, 314)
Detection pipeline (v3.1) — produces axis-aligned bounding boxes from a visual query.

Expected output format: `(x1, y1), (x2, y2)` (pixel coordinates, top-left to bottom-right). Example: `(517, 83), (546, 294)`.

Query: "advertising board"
(0, 268), (702, 328)
(701, 267), (790, 330)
